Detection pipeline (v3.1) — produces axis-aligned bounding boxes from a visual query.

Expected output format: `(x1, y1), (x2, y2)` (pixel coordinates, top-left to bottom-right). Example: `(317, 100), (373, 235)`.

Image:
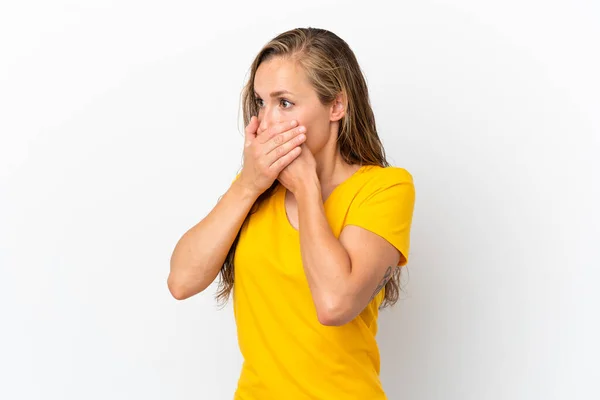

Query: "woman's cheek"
(288, 113), (302, 127)
(303, 125), (320, 151)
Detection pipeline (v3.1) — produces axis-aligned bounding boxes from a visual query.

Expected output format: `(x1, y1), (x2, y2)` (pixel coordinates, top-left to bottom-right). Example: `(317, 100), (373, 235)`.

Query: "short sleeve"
(344, 168), (415, 266)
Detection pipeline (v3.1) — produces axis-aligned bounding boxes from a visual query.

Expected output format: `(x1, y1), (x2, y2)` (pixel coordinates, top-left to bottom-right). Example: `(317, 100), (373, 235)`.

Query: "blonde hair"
(217, 27), (402, 309)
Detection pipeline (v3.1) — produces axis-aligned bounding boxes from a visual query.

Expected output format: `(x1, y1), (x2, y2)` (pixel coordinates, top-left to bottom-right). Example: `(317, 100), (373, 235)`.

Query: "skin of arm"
(294, 171), (401, 326)
(167, 180), (259, 300)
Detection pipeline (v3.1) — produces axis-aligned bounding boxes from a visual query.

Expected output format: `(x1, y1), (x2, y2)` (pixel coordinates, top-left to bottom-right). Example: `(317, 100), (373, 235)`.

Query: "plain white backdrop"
(1, 1), (598, 399)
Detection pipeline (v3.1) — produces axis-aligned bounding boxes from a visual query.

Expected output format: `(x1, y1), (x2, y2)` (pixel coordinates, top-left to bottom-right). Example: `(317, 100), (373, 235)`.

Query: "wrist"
(231, 179), (261, 203)
(294, 172), (321, 204)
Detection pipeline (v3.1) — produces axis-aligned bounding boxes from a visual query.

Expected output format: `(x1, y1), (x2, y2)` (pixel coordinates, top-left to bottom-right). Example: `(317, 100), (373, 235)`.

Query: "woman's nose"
(258, 117), (269, 134)
(258, 108), (279, 134)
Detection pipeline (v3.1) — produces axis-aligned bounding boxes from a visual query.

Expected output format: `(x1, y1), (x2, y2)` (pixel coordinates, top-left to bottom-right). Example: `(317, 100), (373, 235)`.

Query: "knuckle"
(280, 131), (291, 143)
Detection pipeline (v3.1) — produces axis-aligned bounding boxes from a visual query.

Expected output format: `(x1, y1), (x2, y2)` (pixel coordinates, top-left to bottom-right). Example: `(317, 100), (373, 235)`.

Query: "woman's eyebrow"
(254, 89), (294, 97)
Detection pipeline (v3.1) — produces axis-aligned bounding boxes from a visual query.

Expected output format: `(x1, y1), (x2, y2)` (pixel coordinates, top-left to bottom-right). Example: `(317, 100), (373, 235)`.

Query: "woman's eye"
(254, 98), (292, 109)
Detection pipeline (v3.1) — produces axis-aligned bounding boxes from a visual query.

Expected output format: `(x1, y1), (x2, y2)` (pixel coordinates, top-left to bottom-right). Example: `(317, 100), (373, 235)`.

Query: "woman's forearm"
(168, 180), (259, 300)
(295, 175), (353, 324)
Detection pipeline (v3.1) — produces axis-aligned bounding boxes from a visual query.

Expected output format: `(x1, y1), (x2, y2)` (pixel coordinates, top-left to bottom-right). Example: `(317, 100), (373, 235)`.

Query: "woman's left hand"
(277, 143), (318, 195)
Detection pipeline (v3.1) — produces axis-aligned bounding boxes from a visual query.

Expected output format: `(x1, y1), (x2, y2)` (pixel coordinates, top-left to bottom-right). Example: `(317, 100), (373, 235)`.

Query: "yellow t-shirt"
(231, 165), (415, 400)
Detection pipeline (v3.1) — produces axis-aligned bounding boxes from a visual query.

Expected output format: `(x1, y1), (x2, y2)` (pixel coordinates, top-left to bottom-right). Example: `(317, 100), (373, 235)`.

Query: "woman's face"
(254, 57), (336, 155)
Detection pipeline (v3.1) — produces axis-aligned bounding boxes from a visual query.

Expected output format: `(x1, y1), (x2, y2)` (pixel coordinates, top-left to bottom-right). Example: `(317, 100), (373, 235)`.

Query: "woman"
(169, 27), (415, 399)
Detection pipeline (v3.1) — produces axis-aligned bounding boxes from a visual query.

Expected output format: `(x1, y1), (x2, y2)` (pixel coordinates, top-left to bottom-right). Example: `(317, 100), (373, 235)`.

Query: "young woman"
(169, 27), (416, 399)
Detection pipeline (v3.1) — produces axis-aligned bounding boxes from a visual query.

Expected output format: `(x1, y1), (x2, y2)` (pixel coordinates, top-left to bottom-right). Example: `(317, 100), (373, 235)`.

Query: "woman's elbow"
(167, 274), (188, 300)
(167, 272), (205, 300)
(315, 298), (354, 326)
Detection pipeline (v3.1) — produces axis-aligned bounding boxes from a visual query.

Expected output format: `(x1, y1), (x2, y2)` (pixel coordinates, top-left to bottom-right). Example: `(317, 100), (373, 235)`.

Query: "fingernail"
(299, 126), (306, 133)
(290, 120), (297, 126)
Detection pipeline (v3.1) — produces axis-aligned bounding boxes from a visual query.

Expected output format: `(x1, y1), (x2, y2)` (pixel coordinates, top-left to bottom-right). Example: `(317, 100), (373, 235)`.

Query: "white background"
(1, 1), (598, 399)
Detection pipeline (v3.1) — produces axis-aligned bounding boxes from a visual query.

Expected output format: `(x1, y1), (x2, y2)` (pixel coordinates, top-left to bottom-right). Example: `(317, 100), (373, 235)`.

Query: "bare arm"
(167, 180), (259, 300)
(295, 173), (402, 326)
(167, 117), (307, 300)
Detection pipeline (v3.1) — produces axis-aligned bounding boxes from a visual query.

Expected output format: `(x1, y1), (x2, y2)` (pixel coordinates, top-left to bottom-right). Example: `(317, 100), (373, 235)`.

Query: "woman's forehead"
(254, 58), (310, 95)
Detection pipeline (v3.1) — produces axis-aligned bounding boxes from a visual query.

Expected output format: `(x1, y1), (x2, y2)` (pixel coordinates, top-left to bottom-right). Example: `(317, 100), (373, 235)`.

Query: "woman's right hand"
(237, 116), (307, 197)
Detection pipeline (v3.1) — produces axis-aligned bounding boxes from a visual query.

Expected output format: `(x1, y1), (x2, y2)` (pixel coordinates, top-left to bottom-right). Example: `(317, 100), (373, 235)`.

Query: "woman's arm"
(167, 180), (259, 300)
(168, 117), (307, 300)
(295, 174), (403, 326)
(167, 116), (306, 300)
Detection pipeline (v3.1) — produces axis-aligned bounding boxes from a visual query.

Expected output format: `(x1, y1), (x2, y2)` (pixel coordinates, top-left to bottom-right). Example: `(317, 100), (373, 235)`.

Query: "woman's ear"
(330, 92), (346, 122)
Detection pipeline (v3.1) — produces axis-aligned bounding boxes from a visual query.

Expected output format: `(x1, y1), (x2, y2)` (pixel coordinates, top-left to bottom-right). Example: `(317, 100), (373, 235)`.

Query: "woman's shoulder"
(357, 164), (414, 186)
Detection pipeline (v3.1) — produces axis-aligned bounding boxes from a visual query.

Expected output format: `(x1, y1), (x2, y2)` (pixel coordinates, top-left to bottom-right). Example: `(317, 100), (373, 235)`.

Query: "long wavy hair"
(216, 27), (402, 309)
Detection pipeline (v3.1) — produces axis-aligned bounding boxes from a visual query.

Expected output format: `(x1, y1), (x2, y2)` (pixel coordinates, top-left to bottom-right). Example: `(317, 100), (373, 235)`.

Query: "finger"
(257, 119), (298, 144)
(244, 116), (259, 147)
(270, 145), (302, 173)
(266, 129), (306, 166)
(264, 125), (306, 155)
